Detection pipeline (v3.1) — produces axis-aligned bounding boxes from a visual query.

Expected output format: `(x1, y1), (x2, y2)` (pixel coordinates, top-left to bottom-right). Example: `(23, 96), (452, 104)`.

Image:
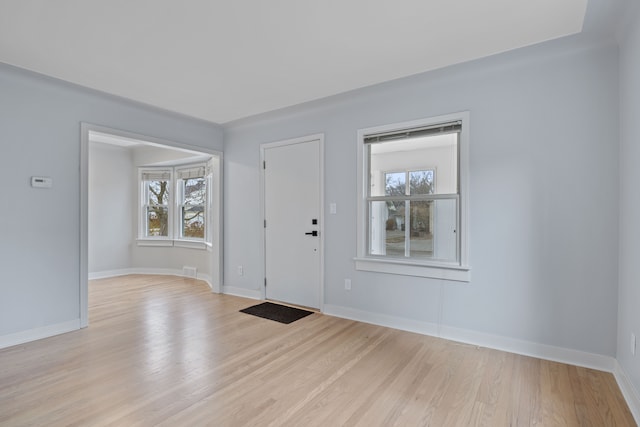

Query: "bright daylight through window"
(139, 163), (212, 247)
(176, 165), (207, 239)
(356, 112), (469, 281)
(142, 169), (172, 238)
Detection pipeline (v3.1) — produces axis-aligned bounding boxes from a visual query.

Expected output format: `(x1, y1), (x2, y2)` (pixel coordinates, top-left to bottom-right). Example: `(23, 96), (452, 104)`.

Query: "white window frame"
(379, 167), (437, 257)
(175, 164), (208, 246)
(137, 163), (212, 250)
(138, 168), (174, 246)
(355, 111), (470, 282)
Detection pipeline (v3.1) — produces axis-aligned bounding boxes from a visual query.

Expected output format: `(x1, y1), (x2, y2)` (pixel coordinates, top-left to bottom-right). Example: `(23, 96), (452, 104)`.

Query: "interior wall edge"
(614, 360), (640, 424)
(0, 319), (81, 351)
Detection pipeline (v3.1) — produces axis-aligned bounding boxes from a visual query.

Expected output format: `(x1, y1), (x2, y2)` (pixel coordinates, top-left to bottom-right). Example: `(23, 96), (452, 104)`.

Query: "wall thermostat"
(31, 176), (53, 188)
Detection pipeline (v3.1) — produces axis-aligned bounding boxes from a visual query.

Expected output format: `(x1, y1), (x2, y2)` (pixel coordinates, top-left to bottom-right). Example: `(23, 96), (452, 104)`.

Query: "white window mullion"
(404, 171), (410, 257)
(356, 111), (470, 282)
(175, 163), (207, 242)
(138, 167), (172, 239)
(405, 199), (411, 257)
(137, 160), (213, 249)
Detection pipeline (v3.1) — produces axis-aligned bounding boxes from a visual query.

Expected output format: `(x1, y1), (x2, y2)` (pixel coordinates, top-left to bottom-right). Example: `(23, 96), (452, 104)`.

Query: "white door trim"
(80, 123), (224, 327)
(260, 133), (325, 312)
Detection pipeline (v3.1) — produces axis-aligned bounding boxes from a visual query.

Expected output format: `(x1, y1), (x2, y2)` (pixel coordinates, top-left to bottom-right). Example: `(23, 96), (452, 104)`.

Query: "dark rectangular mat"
(240, 302), (313, 324)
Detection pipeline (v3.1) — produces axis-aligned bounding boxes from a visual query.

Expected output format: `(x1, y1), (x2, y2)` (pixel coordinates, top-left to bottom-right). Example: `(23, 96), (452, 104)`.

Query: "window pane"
(409, 170), (434, 195)
(180, 177), (206, 239)
(370, 132), (457, 195)
(369, 200), (406, 257)
(422, 198), (457, 262)
(182, 205), (205, 238)
(183, 177), (206, 206)
(147, 180), (169, 205)
(370, 198), (457, 261)
(146, 206), (169, 237)
(408, 200), (433, 258)
(384, 172), (406, 196)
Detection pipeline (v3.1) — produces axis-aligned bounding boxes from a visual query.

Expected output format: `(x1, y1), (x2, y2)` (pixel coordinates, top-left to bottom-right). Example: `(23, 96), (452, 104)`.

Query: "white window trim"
(355, 111), (471, 282)
(137, 163), (211, 250)
(138, 167), (174, 242)
(136, 238), (174, 247)
(379, 167), (438, 258)
(174, 240), (209, 250)
(175, 163), (208, 243)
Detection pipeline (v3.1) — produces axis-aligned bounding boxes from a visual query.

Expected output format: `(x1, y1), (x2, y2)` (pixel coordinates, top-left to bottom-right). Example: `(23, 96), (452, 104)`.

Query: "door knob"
(305, 231), (318, 236)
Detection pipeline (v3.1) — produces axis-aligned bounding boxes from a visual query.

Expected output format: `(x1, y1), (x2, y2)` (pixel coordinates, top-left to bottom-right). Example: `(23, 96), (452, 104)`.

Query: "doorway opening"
(80, 123), (223, 327)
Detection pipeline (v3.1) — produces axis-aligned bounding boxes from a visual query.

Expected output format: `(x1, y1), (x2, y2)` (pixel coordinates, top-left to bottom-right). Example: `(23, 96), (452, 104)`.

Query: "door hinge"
(263, 160), (266, 169)
(264, 219), (267, 228)
(264, 277), (267, 287)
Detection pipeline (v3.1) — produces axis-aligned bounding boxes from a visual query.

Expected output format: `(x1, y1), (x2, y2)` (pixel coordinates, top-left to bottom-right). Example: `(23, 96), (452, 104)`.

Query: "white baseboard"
(323, 304), (441, 337)
(614, 360), (640, 424)
(122, 268), (185, 277)
(90, 268), (244, 298)
(90, 268), (212, 282)
(0, 319), (81, 350)
(89, 268), (137, 280)
(90, 268), (221, 293)
(196, 273), (213, 290)
(440, 325), (615, 372)
(89, 268), (184, 279)
(222, 285), (262, 300)
(323, 304), (615, 373)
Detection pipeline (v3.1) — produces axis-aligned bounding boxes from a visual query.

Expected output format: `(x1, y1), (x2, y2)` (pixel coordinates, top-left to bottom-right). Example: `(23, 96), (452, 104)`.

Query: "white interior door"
(264, 138), (321, 309)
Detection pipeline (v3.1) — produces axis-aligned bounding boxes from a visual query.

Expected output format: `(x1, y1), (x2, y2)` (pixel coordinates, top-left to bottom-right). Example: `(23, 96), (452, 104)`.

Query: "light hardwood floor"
(0, 275), (635, 426)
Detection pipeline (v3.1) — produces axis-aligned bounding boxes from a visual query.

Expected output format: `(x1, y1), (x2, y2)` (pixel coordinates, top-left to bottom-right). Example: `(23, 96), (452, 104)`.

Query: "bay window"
(138, 162), (211, 248)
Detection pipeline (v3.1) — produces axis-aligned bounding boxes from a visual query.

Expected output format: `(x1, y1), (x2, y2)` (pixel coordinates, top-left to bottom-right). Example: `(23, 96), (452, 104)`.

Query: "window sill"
(174, 239), (208, 250)
(136, 239), (210, 250)
(137, 239), (173, 247)
(354, 257), (470, 282)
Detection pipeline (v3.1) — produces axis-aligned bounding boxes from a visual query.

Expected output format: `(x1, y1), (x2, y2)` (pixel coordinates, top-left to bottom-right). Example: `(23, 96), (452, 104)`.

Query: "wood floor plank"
(0, 275), (636, 426)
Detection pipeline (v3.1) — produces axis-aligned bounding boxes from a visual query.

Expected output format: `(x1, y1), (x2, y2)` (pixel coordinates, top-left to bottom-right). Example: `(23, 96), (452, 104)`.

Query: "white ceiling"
(0, 0), (589, 124)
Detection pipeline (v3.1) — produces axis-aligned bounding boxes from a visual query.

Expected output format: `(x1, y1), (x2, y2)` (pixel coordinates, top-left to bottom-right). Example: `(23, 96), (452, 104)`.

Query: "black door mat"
(240, 302), (314, 324)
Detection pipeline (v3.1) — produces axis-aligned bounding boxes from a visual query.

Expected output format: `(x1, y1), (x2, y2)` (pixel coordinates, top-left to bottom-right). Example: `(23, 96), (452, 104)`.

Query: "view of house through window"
(381, 169), (436, 258)
(367, 123), (460, 263)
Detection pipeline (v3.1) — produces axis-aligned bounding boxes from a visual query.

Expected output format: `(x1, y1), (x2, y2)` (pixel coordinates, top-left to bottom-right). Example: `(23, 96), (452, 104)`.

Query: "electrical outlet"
(632, 333), (636, 356)
(344, 279), (351, 291)
(237, 265), (244, 276)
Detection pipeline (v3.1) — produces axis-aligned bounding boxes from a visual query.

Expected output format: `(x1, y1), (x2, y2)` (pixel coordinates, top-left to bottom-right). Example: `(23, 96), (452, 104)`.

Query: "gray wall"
(618, 3), (640, 396)
(224, 36), (620, 356)
(88, 142), (134, 273)
(0, 3), (627, 368)
(0, 63), (223, 337)
(130, 145), (212, 276)
(88, 143), (213, 278)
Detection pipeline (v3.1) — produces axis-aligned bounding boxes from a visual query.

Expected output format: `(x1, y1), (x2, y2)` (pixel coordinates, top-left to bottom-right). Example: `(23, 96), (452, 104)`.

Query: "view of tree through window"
(410, 170), (434, 195)
(383, 170), (435, 257)
(359, 115), (468, 279)
(140, 164), (210, 243)
(181, 177), (206, 238)
(147, 180), (169, 237)
(366, 122), (460, 263)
